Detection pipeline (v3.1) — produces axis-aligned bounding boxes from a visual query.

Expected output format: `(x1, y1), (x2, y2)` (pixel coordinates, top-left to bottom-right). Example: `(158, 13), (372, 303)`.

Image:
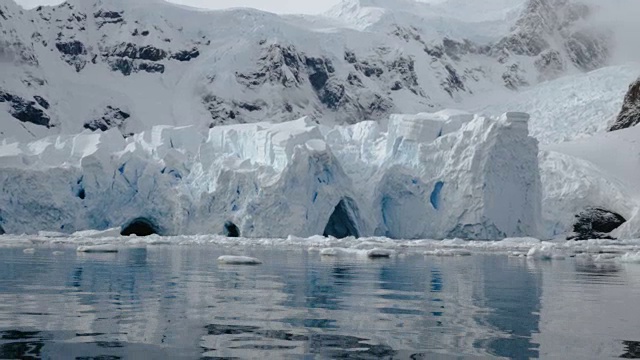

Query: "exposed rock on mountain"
(84, 106), (130, 132)
(0, 90), (52, 128)
(609, 78), (640, 131)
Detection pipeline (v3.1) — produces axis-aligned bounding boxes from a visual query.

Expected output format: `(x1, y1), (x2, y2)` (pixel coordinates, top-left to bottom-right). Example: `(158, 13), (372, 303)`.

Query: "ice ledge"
(0, 110), (542, 240)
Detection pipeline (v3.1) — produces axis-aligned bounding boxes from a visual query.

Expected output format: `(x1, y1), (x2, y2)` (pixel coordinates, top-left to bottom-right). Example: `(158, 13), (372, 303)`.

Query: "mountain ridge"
(0, 0), (617, 141)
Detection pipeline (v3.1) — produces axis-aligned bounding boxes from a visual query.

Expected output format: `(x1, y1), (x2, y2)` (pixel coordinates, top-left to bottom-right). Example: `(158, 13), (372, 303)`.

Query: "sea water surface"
(0, 237), (640, 359)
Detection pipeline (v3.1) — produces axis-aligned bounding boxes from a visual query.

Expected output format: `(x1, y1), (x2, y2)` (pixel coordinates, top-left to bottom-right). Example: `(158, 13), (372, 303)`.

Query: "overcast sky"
(14, 0), (342, 14)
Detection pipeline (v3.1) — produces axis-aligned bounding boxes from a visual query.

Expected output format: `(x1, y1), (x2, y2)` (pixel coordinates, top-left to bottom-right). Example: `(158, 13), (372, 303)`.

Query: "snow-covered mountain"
(0, 0), (616, 141)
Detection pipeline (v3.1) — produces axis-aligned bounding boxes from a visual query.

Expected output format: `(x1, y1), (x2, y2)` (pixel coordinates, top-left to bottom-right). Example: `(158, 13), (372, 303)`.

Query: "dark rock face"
(170, 48), (200, 62)
(609, 78), (640, 131)
(569, 208), (626, 240)
(0, 91), (52, 128)
(108, 58), (164, 76)
(33, 96), (49, 109)
(306, 57), (333, 91)
(55, 40), (86, 56)
(203, 94), (234, 126)
(55, 40), (87, 71)
(106, 43), (167, 62)
(235, 44), (305, 88)
(84, 106), (130, 131)
(317, 79), (346, 110)
(442, 64), (465, 96)
(387, 56), (423, 96)
(94, 9), (124, 28)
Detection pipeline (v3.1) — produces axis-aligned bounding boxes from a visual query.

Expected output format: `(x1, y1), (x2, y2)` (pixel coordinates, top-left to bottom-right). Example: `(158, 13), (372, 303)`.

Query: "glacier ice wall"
(0, 111), (542, 239)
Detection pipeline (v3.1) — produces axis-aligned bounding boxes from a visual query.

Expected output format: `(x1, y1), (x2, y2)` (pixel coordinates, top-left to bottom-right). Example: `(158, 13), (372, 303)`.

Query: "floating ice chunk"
(366, 248), (394, 258)
(52, 251), (64, 256)
(76, 244), (119, 253)
(72, 228), (122, 238)
(424, 249), (472, 257)
(217, 255), (262, 265)
(440, 238), (467, 246)
(618, 252), (640, 263)
(526, 245), (566, 260)
(320, 248), (344, 257)
(23, 248), (35, 254)
(498, 237), (542, 245)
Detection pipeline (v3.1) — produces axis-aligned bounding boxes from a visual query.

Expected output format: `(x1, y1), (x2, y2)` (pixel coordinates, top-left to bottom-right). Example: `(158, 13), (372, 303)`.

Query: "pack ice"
(0, 110), (542, 239)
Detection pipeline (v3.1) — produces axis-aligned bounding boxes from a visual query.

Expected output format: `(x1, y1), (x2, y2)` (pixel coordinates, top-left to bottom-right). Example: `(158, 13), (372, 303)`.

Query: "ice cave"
(323, 198), (361, 239)
(121, 218), (160, 237)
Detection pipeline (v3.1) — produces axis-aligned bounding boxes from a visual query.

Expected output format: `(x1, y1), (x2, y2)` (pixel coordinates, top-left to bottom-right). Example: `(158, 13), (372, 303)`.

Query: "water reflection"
(0, 246), (637, 358)
(0, 330), (47, 359)
(475, 256), (542, 359)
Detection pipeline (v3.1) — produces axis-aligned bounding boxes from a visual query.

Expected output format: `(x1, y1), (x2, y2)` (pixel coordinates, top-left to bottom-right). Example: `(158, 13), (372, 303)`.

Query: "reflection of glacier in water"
(0, 245), (639, 358)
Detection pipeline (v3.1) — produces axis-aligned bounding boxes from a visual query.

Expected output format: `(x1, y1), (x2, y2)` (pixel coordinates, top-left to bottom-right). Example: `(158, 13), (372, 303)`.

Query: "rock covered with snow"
(0, 111), (542, 240)
(609, 77), (640, 131)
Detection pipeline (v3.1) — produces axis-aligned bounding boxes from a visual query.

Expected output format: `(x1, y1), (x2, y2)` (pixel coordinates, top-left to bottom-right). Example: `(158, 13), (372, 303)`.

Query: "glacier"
(0, 110), (542, 239)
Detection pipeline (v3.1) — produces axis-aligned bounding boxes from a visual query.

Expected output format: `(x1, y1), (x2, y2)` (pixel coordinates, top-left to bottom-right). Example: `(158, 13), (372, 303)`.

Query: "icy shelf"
(0, 111), (542, 239)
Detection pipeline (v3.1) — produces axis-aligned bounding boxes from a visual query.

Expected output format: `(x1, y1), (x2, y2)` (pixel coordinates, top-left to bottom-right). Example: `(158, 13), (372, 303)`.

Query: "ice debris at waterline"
(76, 244), (119, 253)
(217, 256), (262, 265)
(0, 111), (542, 240)
(4, 234), (640, 264)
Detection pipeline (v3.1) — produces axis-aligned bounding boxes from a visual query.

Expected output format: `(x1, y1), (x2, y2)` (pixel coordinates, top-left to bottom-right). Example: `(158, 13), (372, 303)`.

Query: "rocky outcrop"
(0, 91), (52, 128)
(108, 58), (165, 76)
(94, 9), (124, 28)
(568, 208), (626, 240)
(170, 48), (200, 62)
(609, 78), (640, 131)
(56, 40), (88, 72)
(105, 43), (167, 62)
(84, 106), (130, 132)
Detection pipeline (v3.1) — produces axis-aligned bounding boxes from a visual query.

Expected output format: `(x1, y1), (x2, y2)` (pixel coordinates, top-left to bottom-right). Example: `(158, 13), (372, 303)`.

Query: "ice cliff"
(0, 111), (542, 239)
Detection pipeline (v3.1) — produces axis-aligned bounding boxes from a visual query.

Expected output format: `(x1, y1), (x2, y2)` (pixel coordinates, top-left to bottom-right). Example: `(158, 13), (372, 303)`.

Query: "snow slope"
(0, 111), (542, 239)
(476, 64), (640, 145)
(541, 124), (640, 239)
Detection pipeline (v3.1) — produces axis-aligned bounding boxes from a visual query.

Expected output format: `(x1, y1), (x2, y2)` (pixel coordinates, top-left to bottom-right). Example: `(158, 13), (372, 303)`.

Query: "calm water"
(0, 245), (639, 359)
